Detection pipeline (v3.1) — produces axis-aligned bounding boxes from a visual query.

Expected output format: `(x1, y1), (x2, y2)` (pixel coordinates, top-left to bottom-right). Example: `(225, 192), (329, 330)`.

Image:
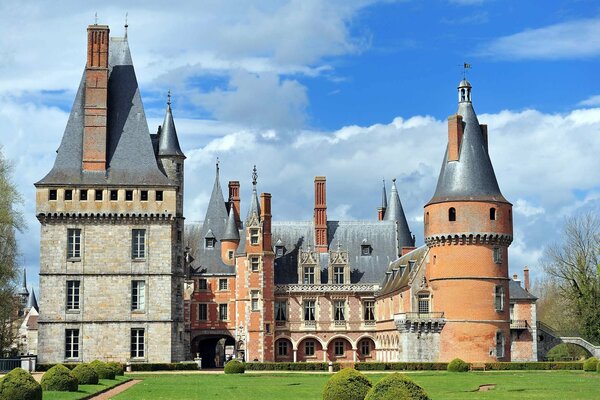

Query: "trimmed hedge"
(224, 360), (245, 374)
(130, 362), (198, 372)
(583, 357), (598, 372)
(355, 363), (448, 371)
(365, 373), (430, 400)
(482, 362), (582, 371)
(0, 368), (42, 400)
(89, 360), (116, 379)
(244, 362), (340, 371)
(71, 364), (99, 385)
(447, 359), (469, 372)
(107, 362), (125, 376)
(323, 368), (372, 400)
(40, 365), (78, 392)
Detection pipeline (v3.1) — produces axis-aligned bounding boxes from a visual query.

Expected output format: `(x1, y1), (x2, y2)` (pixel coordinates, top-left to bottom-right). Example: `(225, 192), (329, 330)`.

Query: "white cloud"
(514, 199), (545, 217)
(579, 95), (600, 107)
(479, 18), (600, 60)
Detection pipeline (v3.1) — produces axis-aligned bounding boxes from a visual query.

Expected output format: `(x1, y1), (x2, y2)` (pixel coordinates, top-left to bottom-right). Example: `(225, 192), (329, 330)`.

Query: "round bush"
(224, 360), (245, 374)
(365, 373), (430, 400)
(447, 358), (469, 372)
(71, 364), (99, 385)
(89, 360), (116, 379)
(40, 364), (79, 392)
(583, 357), (598, 372)
(322, 368), (372, 400)
(107, 362), (125, 376)
(0, 368), (42, 400)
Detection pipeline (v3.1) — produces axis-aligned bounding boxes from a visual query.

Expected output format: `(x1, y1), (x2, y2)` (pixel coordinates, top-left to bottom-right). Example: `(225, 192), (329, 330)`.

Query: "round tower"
(424, 79), (513, 362)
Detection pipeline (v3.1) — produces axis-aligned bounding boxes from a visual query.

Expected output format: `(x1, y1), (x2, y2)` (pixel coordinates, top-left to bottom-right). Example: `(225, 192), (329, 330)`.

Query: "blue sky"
(0, 0), (599, 295)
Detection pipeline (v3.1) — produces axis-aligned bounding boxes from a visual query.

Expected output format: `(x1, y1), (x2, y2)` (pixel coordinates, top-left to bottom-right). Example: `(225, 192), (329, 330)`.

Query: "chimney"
(228, 181), (241, 228)
(260, 193), (272, 250)
(447, 114), (464, 162)
(524, 266), (530, 292)
(314, 177), (328, 253)
(377, 208), (385, 221)
(82, 24), (110, 171)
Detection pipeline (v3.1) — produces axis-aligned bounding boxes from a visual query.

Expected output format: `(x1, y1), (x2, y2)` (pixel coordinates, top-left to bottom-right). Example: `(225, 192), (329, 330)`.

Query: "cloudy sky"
(1, 0), (599, 295)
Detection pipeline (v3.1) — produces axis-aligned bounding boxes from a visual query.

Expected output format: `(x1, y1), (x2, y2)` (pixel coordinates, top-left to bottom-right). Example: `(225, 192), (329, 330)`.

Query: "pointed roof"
(223, 207), (240, 241)
(381, 179), (388, 210)
(384, 179), (415, 249)
(427, 80), (508, 205)
(158, 94), (185, 157)
(17, 268), (28, 296)
(36, 36), (171, 186)
(26, 288), (38, 312)
(246, 165), (261, 223)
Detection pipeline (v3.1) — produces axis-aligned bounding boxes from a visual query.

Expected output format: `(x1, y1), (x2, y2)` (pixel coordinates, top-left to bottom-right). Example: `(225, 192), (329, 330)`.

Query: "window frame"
(250, 228), (260, 245)
(131, 328), (145, 359)
(64, 189), (73, 201)
(251, 291), (260, 311)
(155, 190), (163, 201)
(250, 256), (260, 272)
(198, 303), (208, 321)
(363, 300), (375, 321)
(418, 293), (430, 314)
(140, 190), (148, 201)
(496, 331), (505, 358)
(131, 280), (146, 312)
(67, 228), (82, 260)
(303, 299), (316, 321)
(131, 229), (146, 260)
(65, 329), (80, 359)
(275, 300), (287, 321)
(333, 266), (344, 284)
(303, 266), (315, 284)
(218, 278), (228, 291)
(333, 300), (346, 321)
(495, 285), (505, 311)
(493, 247), (503, 264)
(334, 340), (345, 356)
(49, 189), (57, 201)
(449, 207), (456, 222)
(360, 339), (371, 356)
(304, 340), (315, 356)
(198, 278), (208, 291)
(95, 189), (103, 201)
(218, 303), (228, 321)
(277, 340), (288, 356)
(66, 280), (80, 311)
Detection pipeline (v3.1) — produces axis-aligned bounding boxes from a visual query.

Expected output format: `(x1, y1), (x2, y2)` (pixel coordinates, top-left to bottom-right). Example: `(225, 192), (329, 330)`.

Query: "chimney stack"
(228, 181), (241, 228)
(260, 193), (272, 250)
(447, 114), (464, 162)
(314, 177), (328, 253)
(524, 266), (530, 292)
(82, 24), (110, 171)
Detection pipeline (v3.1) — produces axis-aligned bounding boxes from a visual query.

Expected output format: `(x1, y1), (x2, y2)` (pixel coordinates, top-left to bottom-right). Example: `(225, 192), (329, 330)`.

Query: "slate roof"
(26, 288), (39, 312)
(384, 179), (415, 249)
(17, 268), (29, 296)
(378, 245), (429, 296)
(509, 280), (537, 301)
(36, 37), (172, 187)
(158, 101), (185, 157)
(222, 207), (240, 241)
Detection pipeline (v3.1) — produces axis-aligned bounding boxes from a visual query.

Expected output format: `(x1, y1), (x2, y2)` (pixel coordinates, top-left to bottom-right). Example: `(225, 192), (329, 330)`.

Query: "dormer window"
(361, 244), (372, 256)
(250, 229), (259, 245)
(333, 266), (344, 284)
(205, 238), (216, 248)
(275, 246), (284, 257)
(408, 260), (416, 271)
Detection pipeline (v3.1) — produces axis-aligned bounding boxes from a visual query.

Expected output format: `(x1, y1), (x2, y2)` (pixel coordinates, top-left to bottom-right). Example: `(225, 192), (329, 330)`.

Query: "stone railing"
(274, 283), (378, 294)
(394, 312), (446, 333)
(510, 319), (528, 329)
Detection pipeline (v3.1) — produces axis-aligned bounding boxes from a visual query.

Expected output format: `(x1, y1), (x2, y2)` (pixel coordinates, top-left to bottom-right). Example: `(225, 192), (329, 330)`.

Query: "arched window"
(460, 88), (466, 101)
(425, 212), (429, 225)
(449, 207), (456, 222)
(490, 207), (496, 220)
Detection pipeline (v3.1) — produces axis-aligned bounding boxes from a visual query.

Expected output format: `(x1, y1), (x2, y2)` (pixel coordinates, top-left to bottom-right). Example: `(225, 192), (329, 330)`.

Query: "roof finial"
(252, 165), (258, 187)
(124, 12), (129, 38)
(167, 89), (171, 106)
(216, 157), (220, 174)
(94, 12), (98, 25)
(463, 62), (471, 79)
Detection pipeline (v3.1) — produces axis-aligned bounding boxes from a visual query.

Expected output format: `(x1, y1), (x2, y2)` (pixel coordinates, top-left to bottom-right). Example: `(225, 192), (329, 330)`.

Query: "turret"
(17, 268), (29, 314)
(385, 179), (415, 255)
(221, 206), (240, 265)
(377, 179), (387, 221)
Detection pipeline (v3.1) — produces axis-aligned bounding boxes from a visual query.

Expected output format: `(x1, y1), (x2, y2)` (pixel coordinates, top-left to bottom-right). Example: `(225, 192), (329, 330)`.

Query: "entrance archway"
(191, 334), (235, 368)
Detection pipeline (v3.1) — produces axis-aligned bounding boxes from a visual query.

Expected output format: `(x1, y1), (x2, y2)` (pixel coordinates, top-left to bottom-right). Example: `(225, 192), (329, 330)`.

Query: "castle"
(35, 23), (537, 365)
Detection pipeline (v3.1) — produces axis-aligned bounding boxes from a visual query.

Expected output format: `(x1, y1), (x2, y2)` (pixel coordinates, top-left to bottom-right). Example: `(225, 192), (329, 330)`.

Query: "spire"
(26, 288), (39, 312)
(158, 91), (185, 157)
(202, 162), (229, 235)
(17, 268), (29, 296)
(246, 165), (261, 223)
(223, 206), (240, 241)
(381, 179), (388, 210)
(384, 179), (415, 248)
(428, 79), (507, 205)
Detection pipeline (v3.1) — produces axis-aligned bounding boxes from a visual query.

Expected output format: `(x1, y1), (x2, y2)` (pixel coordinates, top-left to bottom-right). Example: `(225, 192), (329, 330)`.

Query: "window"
(333, 266), (344, 284)
(125, 190), (133, 201)
(67, 229), (81, 259)
(198, 278), (207, 291)
(141, 190), (148, 201)
(496, 331), (505, 358)
(277, 340), (288, 356)
(425, 212), (429, 225)
(155, 190), (163, 201)
(49, 189), (57, 200)
(227, 250), (234, 260)
(110, 190), (118, 201)
(65, 329), (79, 359)
(219, 304), (228, 321)
(334, 300), (345, 321)
(449, 207), (456, 221)
(360, 340), (371, 356)
(361, 245), (371, 256)
(132, 281), (146, 311)
(265, 323), (271, 334)
(251, 291), (260, 311)
(303, 266), (315, 284)
(495, 286), (504, 311)
(80, 189), (88, 201)
(251, 256), (260, 272)
(275, 246), (284, 257)
(95, 189), (103, 201)
(304, 340), (315, 356)
(177, 230), (182, 242)
(198, 303), (208, 321)
(176, 163), (181, 173)
(490, 207), (496, 220)
(131, 328), (145, 358)
(132, 229), (146, 259)
(334, 340), (345, 356)
(250, 229), (259, 245)
(409, 260), (416, 271)
(493, 247), (502, 264)
(275, 301), (287, 321)
(65, 189), (73, 201)
(205, 238), (215, 248)
(304, 300), (316, 321)
(363, 301), (375, 321)
(219, 278), (228, 291)
(418, 293), (430, 314)
(66, 280), (80, 311)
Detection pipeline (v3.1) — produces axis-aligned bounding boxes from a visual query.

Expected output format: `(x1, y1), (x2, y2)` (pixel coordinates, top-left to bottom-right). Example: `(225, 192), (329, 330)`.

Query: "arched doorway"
(191, 334), (235, 368)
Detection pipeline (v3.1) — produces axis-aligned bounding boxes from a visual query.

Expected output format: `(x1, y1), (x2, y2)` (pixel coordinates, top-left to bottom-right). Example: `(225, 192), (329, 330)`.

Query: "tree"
(0, 147), (24, 355)
(543, 213), (600, 344)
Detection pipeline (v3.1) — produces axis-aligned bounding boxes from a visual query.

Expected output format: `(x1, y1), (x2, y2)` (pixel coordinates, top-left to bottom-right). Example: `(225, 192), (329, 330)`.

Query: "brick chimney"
(447, 115), (464, 162)
(314, 177), (328, 253)
(228, 181), (241, 228)
(524, 266), (530, 292)
(260, 193), (272, 250)
(82, 24), (110, 171)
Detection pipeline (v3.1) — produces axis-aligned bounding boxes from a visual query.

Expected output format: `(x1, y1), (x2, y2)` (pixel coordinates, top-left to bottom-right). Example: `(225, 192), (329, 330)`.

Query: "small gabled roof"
(509, 280), (537, 301)
(158, 96), (185, 158)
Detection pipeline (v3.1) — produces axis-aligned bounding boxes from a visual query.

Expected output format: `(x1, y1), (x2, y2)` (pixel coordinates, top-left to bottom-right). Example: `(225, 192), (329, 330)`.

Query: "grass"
(112, 371), (600, 400)
(43, 376), (130, 400)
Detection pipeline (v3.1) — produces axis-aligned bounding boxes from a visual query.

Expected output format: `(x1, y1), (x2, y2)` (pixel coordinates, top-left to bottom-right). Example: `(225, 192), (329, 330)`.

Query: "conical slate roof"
(246, 166), (261, 223)
(384, 179), (415, 248)
(381, 180), (388, 210)
(223, 207), (240, 241)
(17, 268), (29, 296)
(26, 288), (38, 312)
(158, 98), (185, 157)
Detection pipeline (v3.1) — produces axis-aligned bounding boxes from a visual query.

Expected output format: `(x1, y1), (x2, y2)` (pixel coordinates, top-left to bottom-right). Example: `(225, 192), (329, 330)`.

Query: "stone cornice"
(37, 212), (177, 223)
(274, 283), (378, 294)
(425, 232), (512, 247)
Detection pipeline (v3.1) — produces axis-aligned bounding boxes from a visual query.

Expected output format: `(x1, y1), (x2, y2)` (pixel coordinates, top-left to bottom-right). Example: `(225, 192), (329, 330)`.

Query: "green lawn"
(43, 376), (130, 400)
(113, 371), (600, 400)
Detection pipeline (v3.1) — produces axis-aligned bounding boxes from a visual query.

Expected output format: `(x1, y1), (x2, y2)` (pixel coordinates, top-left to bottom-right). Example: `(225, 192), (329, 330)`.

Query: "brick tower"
(424, 79), (513, 362)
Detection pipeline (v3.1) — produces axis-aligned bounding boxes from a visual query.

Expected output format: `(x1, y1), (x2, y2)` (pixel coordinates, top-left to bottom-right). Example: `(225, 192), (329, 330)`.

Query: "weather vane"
(462, 62), (472, 79)
(167, 89), (171, 106)
(124, 12), (129, 37)
(94, 12), (98, 25)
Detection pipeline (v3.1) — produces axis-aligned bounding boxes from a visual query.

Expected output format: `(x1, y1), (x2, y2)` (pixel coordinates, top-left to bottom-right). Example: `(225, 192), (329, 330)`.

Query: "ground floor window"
(277, 340), (289, 356)
(65, 329), (79, 359)
(360, 339), (371, 356)
(131, 328), (145, 358)
(496, 331), (505, 358)
(304, 340), (315, 356)
(334, 340), (345, 356)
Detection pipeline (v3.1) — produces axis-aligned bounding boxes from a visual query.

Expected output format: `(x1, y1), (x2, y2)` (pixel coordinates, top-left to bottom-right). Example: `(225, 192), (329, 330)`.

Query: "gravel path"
(89, 379), (141, 399)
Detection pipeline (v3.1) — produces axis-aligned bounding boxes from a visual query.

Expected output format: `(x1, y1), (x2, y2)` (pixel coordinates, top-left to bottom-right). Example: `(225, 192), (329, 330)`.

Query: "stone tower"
(35, 23), (185, 363)
(423, 79), (513, 362)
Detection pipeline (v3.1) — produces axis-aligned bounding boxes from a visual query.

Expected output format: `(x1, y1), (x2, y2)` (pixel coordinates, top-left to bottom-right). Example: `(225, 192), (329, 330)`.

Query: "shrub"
(129, 362), (199, 371)
(322, 368), (372, 400)
(40, 364), (78, 392)
(0, 368), (42, 400)
(224, 360), (245, 374)
(71, 364), (99, 385)
(447, 358), (469, 372)
(365, 373), (430, 400)
(107, 362), (125, 376)
(546, 343), (590, 361)
(89, 360), (116, 379)
(355, 363), (447, 371)
(583, 357), (598, 372)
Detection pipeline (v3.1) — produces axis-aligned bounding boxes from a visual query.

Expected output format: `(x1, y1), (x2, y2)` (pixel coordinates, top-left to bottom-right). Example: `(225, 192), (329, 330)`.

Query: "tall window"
(155, 190), (163, 201)
(333, 266), (344, 284)
(495, 286), (504, 311)
(65, 189), (73, 201)
(304, 340), (315, 356)
(490, 207), (496, 220)
(198, 303), (208, 321)
(449, 207), (456, 221)
(131, 328), (145, 358)
(132, 229), (146, 259)
(304, 300), (316, 321)
(334, 340), (345, 356)
(67, 229), (81, 259)
(493, 247), (502, 264)
(303, 266), (315, 284)
(334, 300), (345, 321)
(66, 280), (80, 311)
(251, 256), (260, 272)
(140, 190), (148, 201)
(131, 281), (146, 311)
(360, 339), (371, 356)
(496, 331), (504, 358)
(418, 293), (430, 314)
(95, 189), (103, 201)
(277, 340), (288, 356)
(65, 329), (79, 359)
(363, 300), (375, 321)
(250, 229), (259, 245)
(219, 278), (228, 291)
(219, 304), (228, 321)
(251, 291), (260, 311)
(198, 278), (208, 291)
(49, 189), (57, 200)
(275, 301), (287, 321)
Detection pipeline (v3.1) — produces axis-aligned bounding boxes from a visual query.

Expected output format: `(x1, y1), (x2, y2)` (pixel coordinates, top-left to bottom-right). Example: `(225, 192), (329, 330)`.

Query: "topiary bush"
(224, 360), (245, 374)
(365, 373), (430, 400)
(40, 364), (78, 392)
(322, 368), (372, 400)
(583, 357), (598, 372)
(0, 368), (42, 400)
(71, 363), (99, 385)
(447, 358), (469, 372)
(89, 360), (116, 379)
(107, 362), (125, 376)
